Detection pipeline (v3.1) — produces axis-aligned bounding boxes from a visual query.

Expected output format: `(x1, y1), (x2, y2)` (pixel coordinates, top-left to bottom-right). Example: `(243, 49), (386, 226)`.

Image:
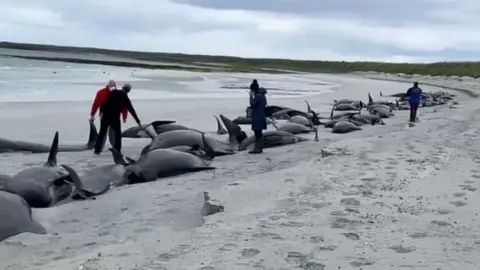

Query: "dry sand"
(0, 72), (479, 270)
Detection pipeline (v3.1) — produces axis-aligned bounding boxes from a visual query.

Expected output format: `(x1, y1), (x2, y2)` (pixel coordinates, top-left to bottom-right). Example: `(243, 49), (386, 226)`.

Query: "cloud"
(0, 0), (479, 62)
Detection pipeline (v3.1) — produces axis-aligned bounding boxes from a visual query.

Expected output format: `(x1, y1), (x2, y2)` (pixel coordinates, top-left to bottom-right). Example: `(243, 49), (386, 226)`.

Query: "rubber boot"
(249, 137), (263, 154)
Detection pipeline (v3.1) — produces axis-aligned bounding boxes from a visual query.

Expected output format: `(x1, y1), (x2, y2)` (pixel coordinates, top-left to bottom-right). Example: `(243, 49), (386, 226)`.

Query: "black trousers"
(254, 130), (263, 139)
(409, 104), (419, 122)
(94, 115), (122, 153)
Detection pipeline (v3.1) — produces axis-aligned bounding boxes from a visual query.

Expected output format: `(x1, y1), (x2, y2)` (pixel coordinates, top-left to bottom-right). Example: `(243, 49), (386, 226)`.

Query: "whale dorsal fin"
(44, 132), (59, 167)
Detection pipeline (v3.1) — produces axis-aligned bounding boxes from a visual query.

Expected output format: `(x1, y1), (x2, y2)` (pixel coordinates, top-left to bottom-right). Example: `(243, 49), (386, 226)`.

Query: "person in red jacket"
(90, 80), (129, 122)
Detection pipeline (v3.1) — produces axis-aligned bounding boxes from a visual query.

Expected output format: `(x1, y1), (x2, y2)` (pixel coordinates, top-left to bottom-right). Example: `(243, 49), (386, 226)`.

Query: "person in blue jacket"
(406, 81), (422, 122)
(249, 79), (267, 154)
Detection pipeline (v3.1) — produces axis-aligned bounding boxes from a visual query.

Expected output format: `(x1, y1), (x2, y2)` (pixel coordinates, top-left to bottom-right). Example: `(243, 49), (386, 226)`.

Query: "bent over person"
(406, 81), (422, 123)
(94, 84), (141, 155)
(90, 80), (129, 122)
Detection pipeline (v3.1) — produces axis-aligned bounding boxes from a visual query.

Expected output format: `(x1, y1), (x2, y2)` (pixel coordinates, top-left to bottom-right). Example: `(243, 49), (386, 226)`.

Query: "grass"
(1, 41), (480, 77)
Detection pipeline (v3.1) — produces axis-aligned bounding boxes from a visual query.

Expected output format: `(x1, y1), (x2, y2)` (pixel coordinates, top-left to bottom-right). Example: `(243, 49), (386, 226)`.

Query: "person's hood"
(259, 87), (267, 94)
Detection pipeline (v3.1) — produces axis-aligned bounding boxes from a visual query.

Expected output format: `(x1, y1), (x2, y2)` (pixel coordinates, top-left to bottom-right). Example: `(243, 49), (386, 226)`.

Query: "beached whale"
(239, 130), (312, 151)
(0, 120), (97, 153)
(332, 121), (362, 134)
(232, 116), (275, 125)
(0, 191), (47, 242)
(116, 145), (215, 184)
(60, 148), (129, 200)
(167, 145), (211, 160)
(368, 93), (397, 110)
(288, 115), (312, 127)
(272, 122), (314, 134)
(5, 132), (73, 208)
(142, 128), (234, 157)
(271, 108), (311, 120)
(219, 114), (315, 150)
(333, 98), (357, 105)
(121, 120), (193, 138)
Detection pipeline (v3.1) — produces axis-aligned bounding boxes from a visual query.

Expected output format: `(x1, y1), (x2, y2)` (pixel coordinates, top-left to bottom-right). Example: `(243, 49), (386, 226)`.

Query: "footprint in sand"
(317, 245), (337, 251)
(301, 262), (326, 270)
(241, 248), (261, 258)
(406, 144), (415, 151)
(252, 232), (284, 240)
(389, 245), (416, 254)
(157, 253), (176, 262)
(330, 210), (349, 217)
(450, 200), (468, 207)
(350, 258), (374, 268)
(409, 232), (428, 238)
(358, 161), (372, 167)
(219, 243), (238, 252)
(342, 190), (361, 196)
(436, 208), (452, 215)
(459, 184), (477, 191)
(430, 220), (451, 226)
(286, 251), (310, 264)
(331, 217), (363, 229)
(361, 177), (380, 182)
(342, 232), (360, 240)
(340, 198), (361, 206)
(388, 160), (399, 165)
(345, 208), (360, 214)
(280, 221), (306, 228)
(386, 171), (398, 177)
(453, 192), (466, 197)
(309, 235), (325, 243)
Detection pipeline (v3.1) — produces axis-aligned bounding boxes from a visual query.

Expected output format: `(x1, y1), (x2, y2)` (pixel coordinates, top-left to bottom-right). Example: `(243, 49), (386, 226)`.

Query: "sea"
(0, 49), (339, 103)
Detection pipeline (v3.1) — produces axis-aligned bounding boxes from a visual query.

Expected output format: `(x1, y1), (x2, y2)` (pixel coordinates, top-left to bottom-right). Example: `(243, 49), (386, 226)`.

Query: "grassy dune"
(0, 42), (479, 76)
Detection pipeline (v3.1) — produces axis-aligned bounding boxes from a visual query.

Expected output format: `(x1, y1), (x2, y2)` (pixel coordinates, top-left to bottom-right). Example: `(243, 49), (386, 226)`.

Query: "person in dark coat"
(94, 84), (141, 155)
(249, 79), (267, 154)
(405, 81), (422, 123)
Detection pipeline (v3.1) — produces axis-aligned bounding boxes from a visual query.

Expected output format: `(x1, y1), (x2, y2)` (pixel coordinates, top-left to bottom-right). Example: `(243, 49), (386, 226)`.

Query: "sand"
(0, 71), (479, 270)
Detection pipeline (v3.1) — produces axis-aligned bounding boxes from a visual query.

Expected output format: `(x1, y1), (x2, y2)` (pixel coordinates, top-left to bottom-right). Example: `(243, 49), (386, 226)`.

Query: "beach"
(0, 58), (479, 269)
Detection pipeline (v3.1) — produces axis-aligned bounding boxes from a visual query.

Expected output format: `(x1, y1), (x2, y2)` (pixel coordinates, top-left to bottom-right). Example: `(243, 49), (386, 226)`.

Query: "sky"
(0, 0), (479, 63)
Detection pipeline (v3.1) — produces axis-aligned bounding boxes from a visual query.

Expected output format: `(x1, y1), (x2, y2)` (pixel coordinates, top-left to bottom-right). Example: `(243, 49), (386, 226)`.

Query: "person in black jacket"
(94, 83), (141, 154)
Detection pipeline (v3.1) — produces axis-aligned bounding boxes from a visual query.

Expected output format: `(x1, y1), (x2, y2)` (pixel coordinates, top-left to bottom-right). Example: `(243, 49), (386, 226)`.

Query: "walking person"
(94, 84), (142, 155)
(249, 79), (267, 154)
(406, 81), (422, 123)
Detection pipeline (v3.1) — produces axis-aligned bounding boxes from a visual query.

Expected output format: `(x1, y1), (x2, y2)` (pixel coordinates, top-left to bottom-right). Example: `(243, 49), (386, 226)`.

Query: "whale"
(5, 132), (73, 208)
(60, 148), (129, 200)
(0, 191), (47, 243)
(116, 135), (216, 184)
(0, 120), (97, 153)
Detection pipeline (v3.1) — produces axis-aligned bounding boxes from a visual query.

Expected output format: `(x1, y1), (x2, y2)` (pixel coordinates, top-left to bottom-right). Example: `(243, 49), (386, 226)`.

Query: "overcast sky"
(0, 0), (478, 62)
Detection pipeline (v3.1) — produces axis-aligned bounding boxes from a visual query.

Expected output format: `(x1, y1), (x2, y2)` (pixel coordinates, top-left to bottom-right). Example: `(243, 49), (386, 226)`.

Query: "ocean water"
(0, 55), (338, 103)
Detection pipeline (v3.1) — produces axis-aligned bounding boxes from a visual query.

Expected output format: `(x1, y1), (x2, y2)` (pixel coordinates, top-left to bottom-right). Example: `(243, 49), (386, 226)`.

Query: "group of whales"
(0, 90), (456, 243)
